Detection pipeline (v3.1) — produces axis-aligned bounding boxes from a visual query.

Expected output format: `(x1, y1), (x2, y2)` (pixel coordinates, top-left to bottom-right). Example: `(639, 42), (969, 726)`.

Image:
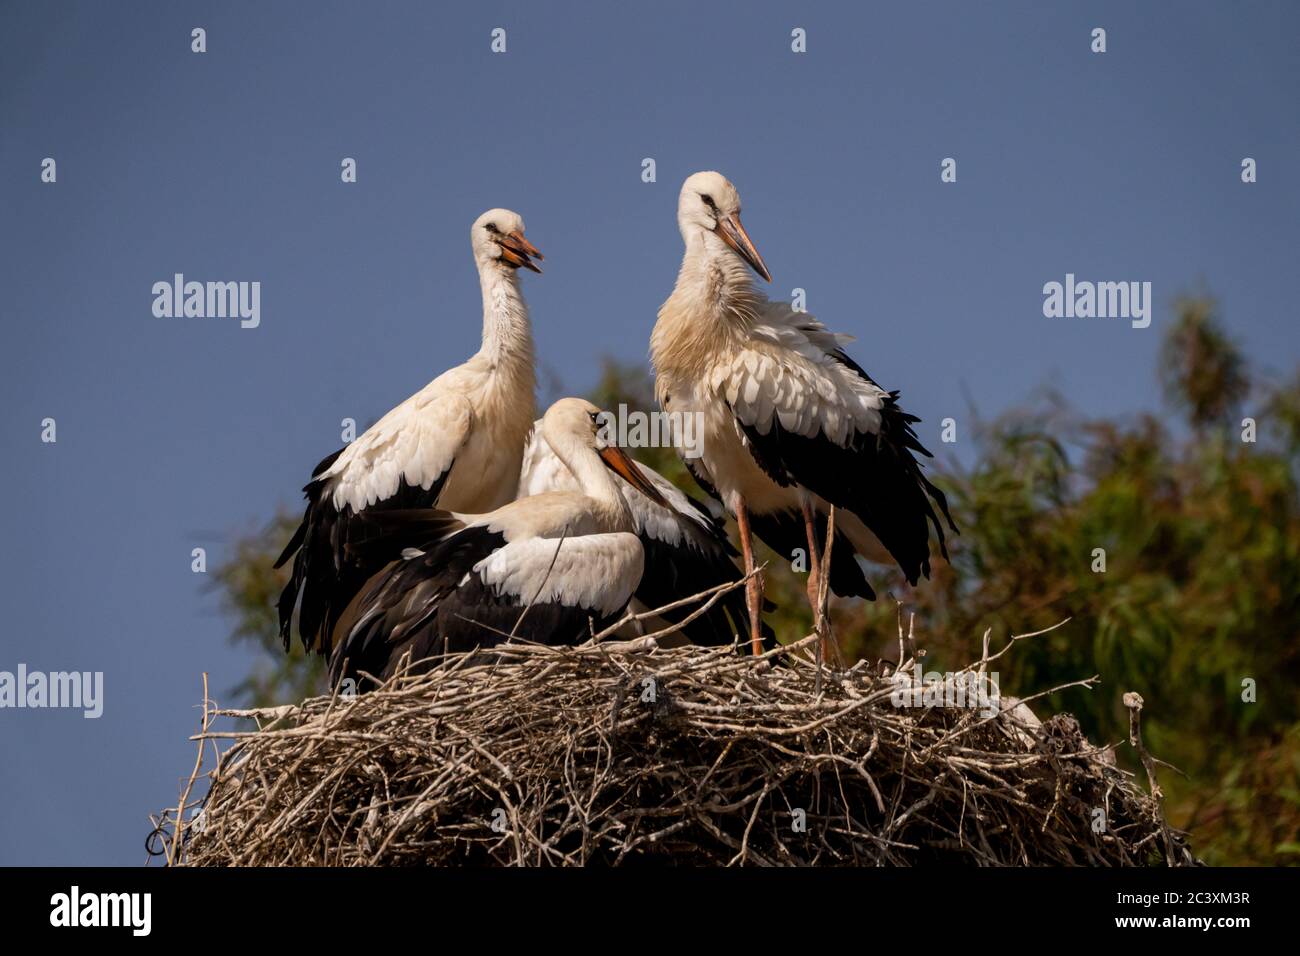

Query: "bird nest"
(153, 618), (1196, 866)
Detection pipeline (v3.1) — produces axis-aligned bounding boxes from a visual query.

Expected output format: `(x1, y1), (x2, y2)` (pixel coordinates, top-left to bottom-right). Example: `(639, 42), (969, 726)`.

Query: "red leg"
(801, 499), (823, 620)
(735, 498), (765, 656)
(801, 499), (836, 665)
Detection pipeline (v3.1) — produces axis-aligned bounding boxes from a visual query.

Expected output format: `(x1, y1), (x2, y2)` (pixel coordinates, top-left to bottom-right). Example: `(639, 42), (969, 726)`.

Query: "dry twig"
(153, 599), (1196, 867)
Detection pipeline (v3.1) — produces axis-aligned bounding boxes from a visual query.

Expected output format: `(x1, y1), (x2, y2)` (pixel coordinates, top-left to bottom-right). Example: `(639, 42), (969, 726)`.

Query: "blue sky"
(0, 1), (1296, 865)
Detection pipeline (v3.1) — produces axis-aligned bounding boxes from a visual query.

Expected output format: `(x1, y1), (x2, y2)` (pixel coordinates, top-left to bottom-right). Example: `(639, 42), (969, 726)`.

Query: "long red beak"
(597, 445), (669, 507)
(497, 230), (544, 273)
(716, 213), (771, 282)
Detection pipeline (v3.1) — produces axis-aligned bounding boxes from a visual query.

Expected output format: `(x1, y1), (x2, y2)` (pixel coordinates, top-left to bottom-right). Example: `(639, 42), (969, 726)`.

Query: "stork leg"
(801, 499), (837, 666)
(801, 499), (824, 619)
(735, 498), (765, 657)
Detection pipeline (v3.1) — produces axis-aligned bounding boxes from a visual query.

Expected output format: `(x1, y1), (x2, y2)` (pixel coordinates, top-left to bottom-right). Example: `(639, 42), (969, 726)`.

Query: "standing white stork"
(516, 419), (766, 647)
(327, 398), (664, 687)
(650, 171), (956, 655)
(275, 208), (543, 658)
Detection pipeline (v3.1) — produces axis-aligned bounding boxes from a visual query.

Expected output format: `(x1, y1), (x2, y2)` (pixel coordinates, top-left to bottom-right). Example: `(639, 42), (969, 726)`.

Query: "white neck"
(651, 232), (762, 376)
(681, 232), (757, 301)
(550, 433), (633, 530)
(476, 263), (536, 372)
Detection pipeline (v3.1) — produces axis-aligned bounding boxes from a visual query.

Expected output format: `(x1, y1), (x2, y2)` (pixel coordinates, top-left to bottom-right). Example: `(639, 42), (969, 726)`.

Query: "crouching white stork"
(326, 398), (666, 687)
(650, 171), (957, 656)
(275, 209), (543, 658)
(516, 418), (768, 647)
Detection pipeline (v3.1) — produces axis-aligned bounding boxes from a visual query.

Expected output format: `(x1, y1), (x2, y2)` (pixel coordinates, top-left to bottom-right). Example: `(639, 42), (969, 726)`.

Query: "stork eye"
(700, 194), (717, 209)
(485, 223), (500, 234)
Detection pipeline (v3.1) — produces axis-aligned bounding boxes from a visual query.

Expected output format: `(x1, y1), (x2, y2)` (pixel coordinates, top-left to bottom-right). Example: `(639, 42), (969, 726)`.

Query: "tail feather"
(344, 509), (464, 566)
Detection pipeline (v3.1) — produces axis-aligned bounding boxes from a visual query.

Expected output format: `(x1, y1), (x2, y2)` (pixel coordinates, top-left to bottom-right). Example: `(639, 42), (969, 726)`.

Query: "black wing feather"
(748, 509), (876, 600)
(274, 448), (452, 655)
(732, 351), (956, 587)
(329, 524), (621, 689)
(634, 530), (763, 647)
(660, 461), (780, 642)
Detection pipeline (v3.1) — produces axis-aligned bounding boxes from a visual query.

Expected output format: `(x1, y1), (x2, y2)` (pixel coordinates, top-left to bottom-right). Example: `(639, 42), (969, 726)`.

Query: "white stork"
(275, 208), (543, 657)
(649, 171), (956, 655)
(516, 419), (765, 647)
(327, 398), (665, 686)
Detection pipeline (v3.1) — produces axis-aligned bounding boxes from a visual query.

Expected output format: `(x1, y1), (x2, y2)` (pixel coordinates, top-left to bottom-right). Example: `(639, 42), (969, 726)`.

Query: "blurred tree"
(1159, 294), (1249, 432)
(1263, 365), (1300, 459)
(210, 513), (326, 707)
(835, 295), (1300, 865)
(212, 295), (1300, 863)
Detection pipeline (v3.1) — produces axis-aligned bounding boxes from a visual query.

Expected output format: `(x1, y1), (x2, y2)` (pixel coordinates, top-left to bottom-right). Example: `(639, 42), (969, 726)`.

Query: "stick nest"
(153, 621), (1197, 867)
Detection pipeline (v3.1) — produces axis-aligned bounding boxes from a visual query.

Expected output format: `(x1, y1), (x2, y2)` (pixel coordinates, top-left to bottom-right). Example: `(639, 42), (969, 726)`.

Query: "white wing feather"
(321, 389), (474, 513)
(474, 533), (643, 616)
(715, 303), (887, 444)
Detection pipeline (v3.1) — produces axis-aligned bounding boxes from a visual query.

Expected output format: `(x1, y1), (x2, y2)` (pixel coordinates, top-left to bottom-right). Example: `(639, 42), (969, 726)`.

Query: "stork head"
(676, 171), (771, 282)
(471, 208), (543, 274)
(542, 398), (669, 506)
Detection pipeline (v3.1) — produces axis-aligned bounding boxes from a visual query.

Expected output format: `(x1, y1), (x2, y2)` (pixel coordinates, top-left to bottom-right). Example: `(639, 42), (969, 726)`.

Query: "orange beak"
(597, 444), (670, 507)
(716, 213), (771, 282)
(497, 230), (544, 273)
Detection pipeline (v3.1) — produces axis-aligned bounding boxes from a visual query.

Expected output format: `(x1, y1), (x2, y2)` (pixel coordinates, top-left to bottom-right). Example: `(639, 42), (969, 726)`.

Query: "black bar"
(1, 866), (1288, 941)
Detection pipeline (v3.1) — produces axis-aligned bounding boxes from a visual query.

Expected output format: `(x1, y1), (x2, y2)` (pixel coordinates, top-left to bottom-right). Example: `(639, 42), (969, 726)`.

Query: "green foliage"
(210, 513), (327, 707)
(821, 296), (1300, 864)
(1262, 366), (1300, 458)
(213, 295), (1299, 863)
(1159, 295), (1250, 431)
